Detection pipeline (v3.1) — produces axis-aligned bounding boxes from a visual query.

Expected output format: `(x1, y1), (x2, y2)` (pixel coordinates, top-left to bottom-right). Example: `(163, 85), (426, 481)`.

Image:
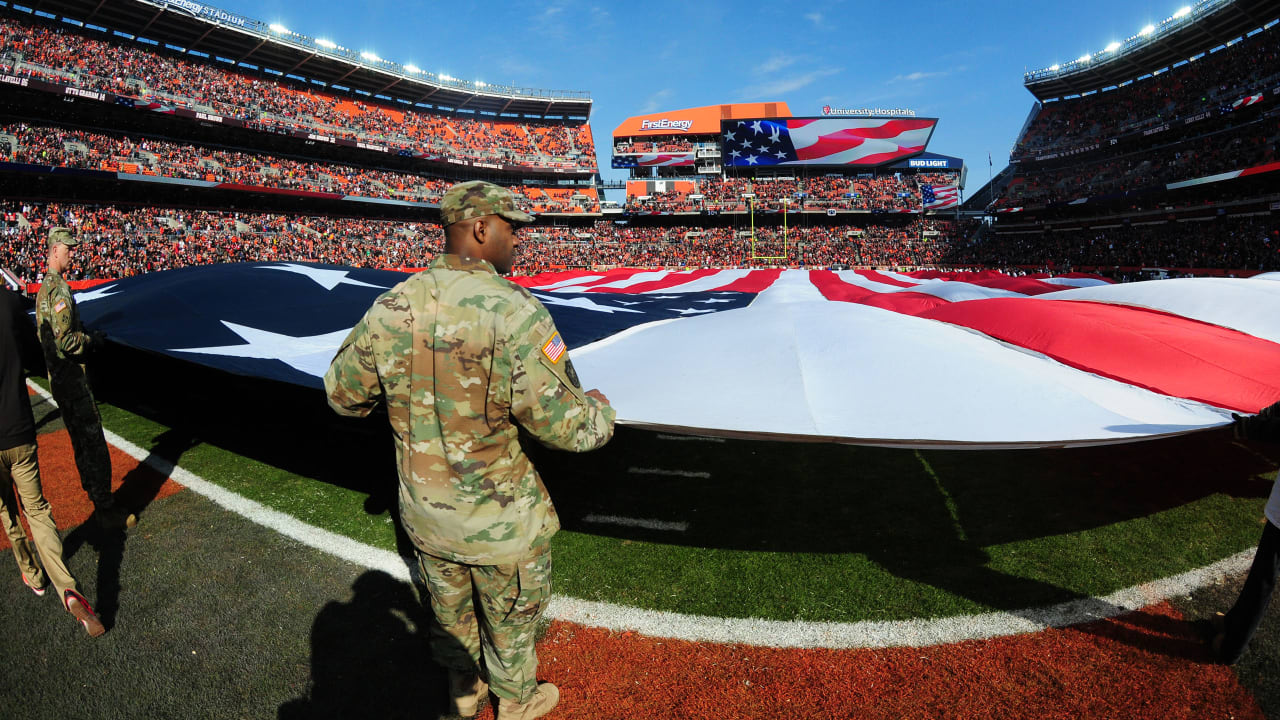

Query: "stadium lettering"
(1183, 111), (1211, 125)
(822, 106), (917, 117)
(1142, 124), (1170, 136)
(1, 74), (29, 88)
(163, 0), (246, 27)
(356, 142), (387, 152)
(306, 133), (334, 143)
(64, 87), (104, 101)
(909, 159), (950, 168)
(640, 119), (694, 132)
(447, 159), (467, 165)
(196, 112), (223, 123)
(474, 162), (500, 169)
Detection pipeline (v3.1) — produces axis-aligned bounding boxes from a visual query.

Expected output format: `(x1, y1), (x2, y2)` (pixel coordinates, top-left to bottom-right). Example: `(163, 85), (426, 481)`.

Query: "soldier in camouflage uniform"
(35, 228), (135, 531)
(325, 181), (615, 720)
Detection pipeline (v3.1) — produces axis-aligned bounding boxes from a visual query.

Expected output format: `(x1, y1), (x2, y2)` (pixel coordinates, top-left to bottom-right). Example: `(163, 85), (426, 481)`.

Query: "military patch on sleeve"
(541, 333), (566, 364)
(53, 300), (67, 313)
(563, 358), (581, 389)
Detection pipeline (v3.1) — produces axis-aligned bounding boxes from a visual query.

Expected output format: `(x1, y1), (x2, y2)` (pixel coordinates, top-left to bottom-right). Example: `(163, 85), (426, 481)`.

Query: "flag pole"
(988, 151), (995, 210)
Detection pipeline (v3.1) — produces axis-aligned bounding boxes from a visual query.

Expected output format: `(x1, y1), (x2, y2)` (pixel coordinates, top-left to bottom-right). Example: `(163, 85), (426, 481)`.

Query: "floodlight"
(1173, 6), (1191, 18)
(1139, 24), (1155, 35)
(1105, 41), (1122, 52)
(440, 73), (453, 81)
(475, 80), (486, 87)
(1077, 55), (1091, 63)
(1049, 64), (1060, 71)
(404, 64), (421, 73)
(360, 51), (381, 62)
(316, 38), (337, 49)
(268, 23), (289, 34)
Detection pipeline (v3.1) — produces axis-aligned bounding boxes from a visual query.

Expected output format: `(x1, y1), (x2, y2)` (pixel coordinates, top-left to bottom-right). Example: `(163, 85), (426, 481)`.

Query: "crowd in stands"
(1015, 24), (1280, 159)
(0, 123), (601, 212)
(0, 200), (964, 283)
(947, 215), (1280, 272)
(614, 139), (697, 154)
(0, 17), (597, 171)
(625, 174), (960, 213)
(995, 115), (1280, 209)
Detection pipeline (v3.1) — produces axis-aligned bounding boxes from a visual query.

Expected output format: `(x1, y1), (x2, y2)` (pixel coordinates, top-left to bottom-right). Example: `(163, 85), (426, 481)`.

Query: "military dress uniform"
(35, 232), (118, 516)
(325, 185), (614, 711)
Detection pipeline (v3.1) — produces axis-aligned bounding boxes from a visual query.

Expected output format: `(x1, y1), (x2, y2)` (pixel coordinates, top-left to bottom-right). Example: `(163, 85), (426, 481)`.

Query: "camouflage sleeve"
(323, 314), (384, 418)
(46, 283), (92, 358)
(509, 301), (615, 452)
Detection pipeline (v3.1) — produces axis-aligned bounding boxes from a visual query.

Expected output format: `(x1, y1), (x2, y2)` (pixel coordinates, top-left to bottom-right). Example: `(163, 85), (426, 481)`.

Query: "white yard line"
(627, 466), (712, 478)
(582, 514), (689, 532)
(31, 379), (1258, 650)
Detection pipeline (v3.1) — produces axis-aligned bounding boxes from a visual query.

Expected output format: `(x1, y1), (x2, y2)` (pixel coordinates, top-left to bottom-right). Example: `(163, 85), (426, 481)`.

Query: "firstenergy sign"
(639, 119), (693, 132)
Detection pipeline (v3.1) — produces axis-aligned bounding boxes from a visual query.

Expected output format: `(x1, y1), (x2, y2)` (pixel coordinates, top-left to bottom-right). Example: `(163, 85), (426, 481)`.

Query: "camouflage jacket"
(324, 254), (615, 565)
(35, 269), (94, 398)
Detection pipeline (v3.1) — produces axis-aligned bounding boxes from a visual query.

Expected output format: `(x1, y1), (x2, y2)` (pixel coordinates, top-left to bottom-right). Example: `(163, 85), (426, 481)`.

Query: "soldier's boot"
(496, 683), (559, 720)
(448, 670), (489, 717)
(64, 590), (105, 637)
(96, 505), (137, 530)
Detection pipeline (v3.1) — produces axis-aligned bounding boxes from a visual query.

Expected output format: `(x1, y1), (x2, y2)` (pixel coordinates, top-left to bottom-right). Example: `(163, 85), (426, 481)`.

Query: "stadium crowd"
(1015, 23), (1280, 159)
(0, 201), (964, 283)
(0, 17), (597, 171)
(995, 116), (1280, 208)
(625, 174), (959, 213)
(0, 123), (600, 212)
(947, 216), (1280, 272)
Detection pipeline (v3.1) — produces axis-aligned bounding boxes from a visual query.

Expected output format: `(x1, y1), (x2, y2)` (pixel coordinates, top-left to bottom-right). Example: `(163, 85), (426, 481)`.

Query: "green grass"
(76, 379), (1279, 625)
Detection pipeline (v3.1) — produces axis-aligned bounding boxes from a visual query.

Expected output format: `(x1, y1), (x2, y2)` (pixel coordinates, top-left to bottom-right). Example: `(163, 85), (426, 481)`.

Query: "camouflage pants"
(417, 548), (551, 703)
(52, 388), (114, 509)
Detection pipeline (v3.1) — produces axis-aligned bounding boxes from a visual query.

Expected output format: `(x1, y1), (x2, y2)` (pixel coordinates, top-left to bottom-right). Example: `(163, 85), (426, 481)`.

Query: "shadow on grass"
(93, 344), (1279, 660)
(278, 570), (455, 720)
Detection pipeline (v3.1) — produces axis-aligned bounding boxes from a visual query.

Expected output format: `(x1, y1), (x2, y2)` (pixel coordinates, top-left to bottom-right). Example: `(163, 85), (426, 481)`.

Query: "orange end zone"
(535, 602), (1261, 719)
(0, 429), (184, 549)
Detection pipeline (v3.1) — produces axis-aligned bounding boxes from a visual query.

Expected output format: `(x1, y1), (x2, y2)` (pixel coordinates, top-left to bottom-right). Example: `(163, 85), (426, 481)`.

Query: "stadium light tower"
(1139, 24), (1155, 35)
(404, 64), (421, 74)
(360, 51), (381, 62)
(1105, 41), (1122, 52)
(1173, 5), (1192, 18)
(268, 23), (289, 34)
(316, 38), (337, 49)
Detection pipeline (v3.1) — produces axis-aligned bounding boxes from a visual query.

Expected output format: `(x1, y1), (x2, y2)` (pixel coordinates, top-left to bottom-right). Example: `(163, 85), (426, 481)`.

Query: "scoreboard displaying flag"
(721, 117), (937, 167)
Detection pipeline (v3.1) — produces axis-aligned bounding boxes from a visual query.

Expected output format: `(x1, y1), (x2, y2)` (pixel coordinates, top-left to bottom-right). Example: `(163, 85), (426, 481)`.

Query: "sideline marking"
(582, 514), (689, 532)
(628, 466), (712, 478)
(656, 434), (727, 443)
(31, 380), (1259, 650)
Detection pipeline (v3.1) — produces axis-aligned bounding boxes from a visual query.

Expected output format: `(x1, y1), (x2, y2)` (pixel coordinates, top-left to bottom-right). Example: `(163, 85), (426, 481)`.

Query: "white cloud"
(891, 70), (950, 82)
(641, 88), (673, 113)
(740, 67), (841, 99)
(755, 53), (797, 74)
(804, 12), (823, 26)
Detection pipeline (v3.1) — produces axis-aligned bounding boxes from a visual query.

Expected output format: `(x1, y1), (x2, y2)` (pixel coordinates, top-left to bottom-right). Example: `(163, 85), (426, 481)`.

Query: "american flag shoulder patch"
(53, 300), (67, 313)
(541, 333), (566, 364)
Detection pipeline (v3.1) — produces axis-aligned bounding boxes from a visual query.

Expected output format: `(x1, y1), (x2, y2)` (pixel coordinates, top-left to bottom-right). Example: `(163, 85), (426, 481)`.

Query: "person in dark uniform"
(34, 227), (135, 530)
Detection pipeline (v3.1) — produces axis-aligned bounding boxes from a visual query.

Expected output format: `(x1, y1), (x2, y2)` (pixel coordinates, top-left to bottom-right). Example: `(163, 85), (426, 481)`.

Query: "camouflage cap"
(439, 180), (535, 227)
(47, 227), (79, 248)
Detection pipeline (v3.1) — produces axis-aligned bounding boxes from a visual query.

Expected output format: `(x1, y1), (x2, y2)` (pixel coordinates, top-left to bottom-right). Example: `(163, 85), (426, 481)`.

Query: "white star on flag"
(533, 294), (644, 314)
(74, 284), (121, 303)
(260, 263), (387, 291)
(171, 321), (351, 378)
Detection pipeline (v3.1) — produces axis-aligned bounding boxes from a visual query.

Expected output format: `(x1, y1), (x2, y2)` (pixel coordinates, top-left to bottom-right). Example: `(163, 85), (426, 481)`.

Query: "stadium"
(1, 0), (1279, 717)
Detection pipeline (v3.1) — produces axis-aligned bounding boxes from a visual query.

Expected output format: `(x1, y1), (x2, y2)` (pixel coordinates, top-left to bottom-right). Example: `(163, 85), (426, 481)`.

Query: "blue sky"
(205, 0), (1199, 197)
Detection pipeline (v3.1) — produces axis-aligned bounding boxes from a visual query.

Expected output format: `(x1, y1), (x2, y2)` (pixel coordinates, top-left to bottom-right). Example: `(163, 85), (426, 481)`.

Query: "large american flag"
(722, 118), (936, 167)
(922, 183), (959, 209)
(71, 263), (1280, 448)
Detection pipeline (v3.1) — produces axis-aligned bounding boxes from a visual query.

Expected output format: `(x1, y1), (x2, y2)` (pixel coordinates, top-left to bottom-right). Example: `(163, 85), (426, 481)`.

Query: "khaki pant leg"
(5, 443), (78, 601)
(0, 445), (44, 588)
(473, 549), (551, 703)
(417, 552), (483, 675)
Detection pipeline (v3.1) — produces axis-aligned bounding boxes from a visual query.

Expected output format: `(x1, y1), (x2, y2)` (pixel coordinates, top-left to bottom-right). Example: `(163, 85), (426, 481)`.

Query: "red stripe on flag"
(810, 270), (951, 314)
(711, 269), (784, 293)
(588, 269), (725, 294)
